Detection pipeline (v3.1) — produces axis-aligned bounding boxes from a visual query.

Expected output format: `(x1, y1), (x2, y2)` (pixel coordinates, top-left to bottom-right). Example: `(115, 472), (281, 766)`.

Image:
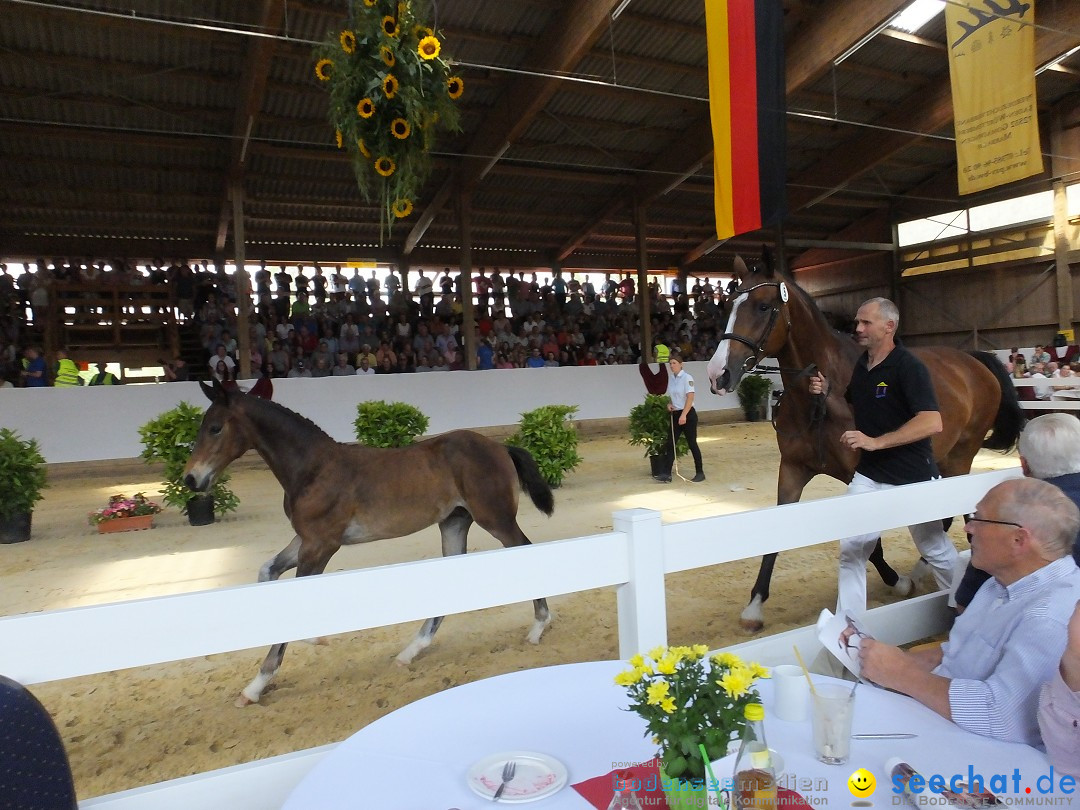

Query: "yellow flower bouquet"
(616, 645), (768, 784)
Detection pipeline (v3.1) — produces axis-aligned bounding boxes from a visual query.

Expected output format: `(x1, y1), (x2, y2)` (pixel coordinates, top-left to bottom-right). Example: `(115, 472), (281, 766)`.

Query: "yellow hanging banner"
(946, 0), (1042, 195)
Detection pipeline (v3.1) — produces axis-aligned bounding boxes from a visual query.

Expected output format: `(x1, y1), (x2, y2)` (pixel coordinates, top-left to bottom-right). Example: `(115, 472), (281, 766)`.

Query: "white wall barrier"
(0, 466), (1020, 808)
(1, 361), (775, 464)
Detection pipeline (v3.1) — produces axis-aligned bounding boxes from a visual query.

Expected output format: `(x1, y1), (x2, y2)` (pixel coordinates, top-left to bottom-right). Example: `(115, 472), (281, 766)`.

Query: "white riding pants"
(837, 472), (958, 614)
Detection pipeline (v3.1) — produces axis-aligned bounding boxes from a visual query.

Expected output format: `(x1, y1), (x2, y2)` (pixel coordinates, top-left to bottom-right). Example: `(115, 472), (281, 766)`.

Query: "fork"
(492, 760), (516, 802)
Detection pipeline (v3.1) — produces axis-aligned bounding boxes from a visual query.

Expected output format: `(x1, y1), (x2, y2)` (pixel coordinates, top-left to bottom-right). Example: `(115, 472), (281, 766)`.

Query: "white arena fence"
(0, 466), (1019, 809)
(1011, 377), (1080, 411)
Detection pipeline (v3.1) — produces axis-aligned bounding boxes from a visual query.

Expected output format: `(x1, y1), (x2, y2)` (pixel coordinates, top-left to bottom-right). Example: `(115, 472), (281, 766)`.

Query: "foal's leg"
(741, 463), (809, 633)
(258, 535), (301, 582)
(396, 508), (472, 666)
(237, 542), (337, 707)
(476, 515), (552, 646)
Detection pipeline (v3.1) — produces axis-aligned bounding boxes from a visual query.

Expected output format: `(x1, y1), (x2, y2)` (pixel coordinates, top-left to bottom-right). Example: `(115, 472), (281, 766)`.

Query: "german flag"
(705, 0), (786, 240)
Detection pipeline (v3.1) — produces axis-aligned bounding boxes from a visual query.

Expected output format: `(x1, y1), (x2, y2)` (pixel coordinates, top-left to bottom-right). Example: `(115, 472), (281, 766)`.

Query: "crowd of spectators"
(1006, 344), (1080, 401)
(0, 257), (742, 385)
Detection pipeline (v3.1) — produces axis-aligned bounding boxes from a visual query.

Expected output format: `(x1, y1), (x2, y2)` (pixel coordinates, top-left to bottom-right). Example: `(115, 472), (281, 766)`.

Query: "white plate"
(467, 750), (568, 803)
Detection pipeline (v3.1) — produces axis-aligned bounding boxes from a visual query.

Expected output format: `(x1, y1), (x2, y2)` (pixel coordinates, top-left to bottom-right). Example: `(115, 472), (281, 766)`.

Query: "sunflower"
(335, 129), (343, 149)
(374, 157), (396, 177)
(357, 139), (371, 158)
(339, 30), (356, 54)
(446, 76), (464, 99)
(357, 97), (375, 118)
(391, 118), (411, 139)
(315, 58), (333, 81)
(414, 25), (434, 39)
(382, 73), (399, 99)
(392, 198), (413, 218)
(363, 0), (376, 5)
(380, 45), (395, 67)
(381, 16), (399, 38)
(417, 35), (440, 61)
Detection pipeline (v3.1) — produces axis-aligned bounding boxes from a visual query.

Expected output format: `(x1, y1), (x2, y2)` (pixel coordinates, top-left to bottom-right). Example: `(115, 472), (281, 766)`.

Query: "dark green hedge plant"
(627, 394), (688, 458)
(138, 402), (240, 515)
(353, 400), (430, 448)
(506, 404), (582, 487)
(0, 428), (48, 519)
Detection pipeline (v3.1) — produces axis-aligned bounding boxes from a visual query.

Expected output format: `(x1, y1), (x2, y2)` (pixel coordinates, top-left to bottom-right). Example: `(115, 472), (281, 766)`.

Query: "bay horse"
(183, 380), (555, 705)
(706, 255), (1023, 632)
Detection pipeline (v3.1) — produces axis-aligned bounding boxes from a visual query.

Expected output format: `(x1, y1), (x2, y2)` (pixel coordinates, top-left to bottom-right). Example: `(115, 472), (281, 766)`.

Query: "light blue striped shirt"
(935, 556), (1080, 745)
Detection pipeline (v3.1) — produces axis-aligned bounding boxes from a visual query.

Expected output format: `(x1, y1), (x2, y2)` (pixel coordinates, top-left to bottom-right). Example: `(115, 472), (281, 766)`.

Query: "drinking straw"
(792, 645), (818, 697)
(698, 743), (725, 810)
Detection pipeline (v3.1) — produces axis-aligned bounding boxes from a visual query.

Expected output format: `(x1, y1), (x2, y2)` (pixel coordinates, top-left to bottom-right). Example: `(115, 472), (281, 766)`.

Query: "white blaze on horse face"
(185, 460), (217, 492)
(707, 292), (748, 395)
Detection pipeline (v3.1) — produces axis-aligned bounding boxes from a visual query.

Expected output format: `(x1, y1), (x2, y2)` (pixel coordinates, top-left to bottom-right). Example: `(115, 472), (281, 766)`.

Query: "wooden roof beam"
(401, 0), (626, 255)
(563, 0), (910, 265)
(683, 0), (1079, 267)
(216, 0), (288, 253)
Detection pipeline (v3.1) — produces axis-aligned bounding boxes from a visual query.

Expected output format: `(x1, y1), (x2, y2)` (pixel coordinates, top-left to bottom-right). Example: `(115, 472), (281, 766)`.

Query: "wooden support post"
(1053, 180), (1075, 337)
(231, 184), (252, 380)
(634, 201), (653, 359)
(457, 189), (476, 370)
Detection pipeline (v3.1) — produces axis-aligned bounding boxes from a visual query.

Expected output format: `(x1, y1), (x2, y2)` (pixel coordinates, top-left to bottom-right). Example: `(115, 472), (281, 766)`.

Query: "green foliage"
(353, 400), (430, 447)
(627, 394), (688, 458)
(505, 405), (582, 488)
(138, 402), (239, 515)
(736, 374), (773, 417)
(0, 428), (47, 519)
(313, 0), (462, 238)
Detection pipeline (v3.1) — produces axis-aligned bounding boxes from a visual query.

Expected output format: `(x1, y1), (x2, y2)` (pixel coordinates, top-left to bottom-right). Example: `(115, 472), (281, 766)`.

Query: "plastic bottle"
(732, 703), (777, 810)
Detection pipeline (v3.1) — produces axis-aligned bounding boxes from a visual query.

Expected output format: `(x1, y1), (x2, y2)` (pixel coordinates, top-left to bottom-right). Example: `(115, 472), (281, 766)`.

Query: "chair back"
(0, 674), (78, 809)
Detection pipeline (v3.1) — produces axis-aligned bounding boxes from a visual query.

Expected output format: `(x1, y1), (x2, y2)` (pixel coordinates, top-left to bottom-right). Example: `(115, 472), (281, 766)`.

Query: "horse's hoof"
(394, 655), (411, 668)
(893, 576), (914, 597)
(738, 617), (764, 634)
(235, 693), (257, 708)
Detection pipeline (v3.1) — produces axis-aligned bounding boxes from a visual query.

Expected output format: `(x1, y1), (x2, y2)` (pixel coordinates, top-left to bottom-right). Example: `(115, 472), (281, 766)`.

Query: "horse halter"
(718, 281), (791, 372)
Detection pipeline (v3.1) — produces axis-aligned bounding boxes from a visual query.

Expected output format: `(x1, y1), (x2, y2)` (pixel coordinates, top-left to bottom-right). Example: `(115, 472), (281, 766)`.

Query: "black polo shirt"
(845, 345), (940, 485)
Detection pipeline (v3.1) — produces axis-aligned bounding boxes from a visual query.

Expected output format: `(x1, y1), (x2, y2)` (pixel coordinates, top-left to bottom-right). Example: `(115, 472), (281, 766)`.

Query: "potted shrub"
(353, 400), (430, 447)
(736, 374), (773, 422)
(627, 394), (687, 477)
(505, 404), (582, 487)
(138, 401), (239, 525)
(0, 428), (48, 543)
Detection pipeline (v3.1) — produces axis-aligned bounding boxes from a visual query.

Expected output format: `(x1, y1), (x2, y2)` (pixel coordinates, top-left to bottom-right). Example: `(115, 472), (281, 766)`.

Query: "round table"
(281, 660), (1051, 809)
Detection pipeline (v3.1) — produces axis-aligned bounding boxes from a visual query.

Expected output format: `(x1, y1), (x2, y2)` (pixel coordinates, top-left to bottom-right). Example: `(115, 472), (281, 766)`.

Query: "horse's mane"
(230, 389), (335, 444)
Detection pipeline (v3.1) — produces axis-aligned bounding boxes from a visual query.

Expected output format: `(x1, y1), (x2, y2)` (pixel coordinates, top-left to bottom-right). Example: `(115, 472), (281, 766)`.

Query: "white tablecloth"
(281, 660), (1051, 809)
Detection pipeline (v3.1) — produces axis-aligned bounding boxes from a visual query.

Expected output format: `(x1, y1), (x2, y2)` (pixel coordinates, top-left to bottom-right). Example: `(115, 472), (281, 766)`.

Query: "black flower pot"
(186, 495), (215, 526)
(649, 454), (665, 478)
(0, 511), (32, 544)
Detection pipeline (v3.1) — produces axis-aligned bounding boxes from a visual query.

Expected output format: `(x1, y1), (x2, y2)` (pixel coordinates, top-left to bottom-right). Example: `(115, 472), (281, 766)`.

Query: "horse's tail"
(969, 350), (1025, 451)
(506, 445), (555, 516)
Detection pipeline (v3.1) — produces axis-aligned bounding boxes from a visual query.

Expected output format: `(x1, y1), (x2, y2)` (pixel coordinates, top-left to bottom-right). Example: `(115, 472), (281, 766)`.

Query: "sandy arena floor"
(1, 419), (1019, 799)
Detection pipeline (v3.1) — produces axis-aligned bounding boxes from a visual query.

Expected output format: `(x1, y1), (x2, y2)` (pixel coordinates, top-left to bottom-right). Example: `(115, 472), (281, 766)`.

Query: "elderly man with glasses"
(860, 477), (1080, 746)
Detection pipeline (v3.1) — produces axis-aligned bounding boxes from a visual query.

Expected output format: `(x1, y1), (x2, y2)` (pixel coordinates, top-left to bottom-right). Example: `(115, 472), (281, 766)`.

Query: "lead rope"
(669, 409), (691, 483)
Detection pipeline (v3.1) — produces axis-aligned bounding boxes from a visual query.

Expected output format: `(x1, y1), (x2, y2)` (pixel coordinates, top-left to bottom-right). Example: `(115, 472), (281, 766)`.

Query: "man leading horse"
(809, 296), (956, 614)
(707, 253), (1023, 631)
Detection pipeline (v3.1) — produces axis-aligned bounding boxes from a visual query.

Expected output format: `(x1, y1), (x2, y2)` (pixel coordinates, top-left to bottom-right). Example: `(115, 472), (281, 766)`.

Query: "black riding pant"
(663, 407), (703, 476)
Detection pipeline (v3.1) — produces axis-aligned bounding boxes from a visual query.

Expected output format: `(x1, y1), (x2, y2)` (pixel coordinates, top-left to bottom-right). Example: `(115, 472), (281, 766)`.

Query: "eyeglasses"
(966, 515), (1023, 529)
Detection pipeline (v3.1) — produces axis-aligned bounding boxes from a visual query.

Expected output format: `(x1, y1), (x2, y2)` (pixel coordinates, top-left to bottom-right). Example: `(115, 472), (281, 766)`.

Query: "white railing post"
(613, 508), (667, 659)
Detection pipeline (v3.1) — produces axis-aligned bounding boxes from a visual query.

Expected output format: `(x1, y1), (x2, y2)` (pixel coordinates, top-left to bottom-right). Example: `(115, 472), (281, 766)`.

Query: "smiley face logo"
(847, 768), (876, 798)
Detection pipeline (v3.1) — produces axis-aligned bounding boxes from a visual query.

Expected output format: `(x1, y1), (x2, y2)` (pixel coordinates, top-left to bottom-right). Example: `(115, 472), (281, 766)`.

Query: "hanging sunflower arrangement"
(314, 0), (463, 239)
